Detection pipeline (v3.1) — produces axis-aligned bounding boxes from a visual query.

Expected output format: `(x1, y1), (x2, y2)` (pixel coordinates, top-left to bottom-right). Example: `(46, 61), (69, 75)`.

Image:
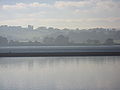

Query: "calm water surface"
(0, 56), (120, 90)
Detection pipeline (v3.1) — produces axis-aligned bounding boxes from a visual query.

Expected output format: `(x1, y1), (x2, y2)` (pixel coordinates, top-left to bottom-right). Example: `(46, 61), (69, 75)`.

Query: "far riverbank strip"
(0, 52), (120, 57)
(0, 45), (120, 57)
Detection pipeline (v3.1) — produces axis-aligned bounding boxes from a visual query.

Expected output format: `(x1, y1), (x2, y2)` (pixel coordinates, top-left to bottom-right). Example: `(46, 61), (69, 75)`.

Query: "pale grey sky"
(0, 0), (120, 29)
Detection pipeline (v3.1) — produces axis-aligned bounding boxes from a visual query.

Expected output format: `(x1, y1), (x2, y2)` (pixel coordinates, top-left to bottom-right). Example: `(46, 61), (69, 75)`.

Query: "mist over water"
(0, 56), (120, 90)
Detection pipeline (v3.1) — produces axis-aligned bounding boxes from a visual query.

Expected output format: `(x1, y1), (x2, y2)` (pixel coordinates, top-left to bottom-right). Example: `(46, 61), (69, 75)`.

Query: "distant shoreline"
(0, 52), (120, 57)
(0, 45), (120, 57)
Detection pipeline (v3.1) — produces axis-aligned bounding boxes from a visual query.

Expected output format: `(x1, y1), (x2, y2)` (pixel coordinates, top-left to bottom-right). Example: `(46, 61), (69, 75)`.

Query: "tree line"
(0, 35), (117, 46)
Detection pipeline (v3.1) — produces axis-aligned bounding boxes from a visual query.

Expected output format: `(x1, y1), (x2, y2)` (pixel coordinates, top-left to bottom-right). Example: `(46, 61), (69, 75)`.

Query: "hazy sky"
(0, 0), (120, 29)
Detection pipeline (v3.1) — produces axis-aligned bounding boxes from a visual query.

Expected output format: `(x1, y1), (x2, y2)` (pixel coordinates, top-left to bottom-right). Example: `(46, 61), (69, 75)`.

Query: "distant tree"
(86, 39), (100, 45)
(43, 37), (54, 45)
(33, 40), (42, 45)
(54, 35), (69, 45)
(9, 40), (14, 44)
(94, 40), (100, 44)
(104, 38), (114, 45)
(9, 40), (20, 46)
(0, 36), (8, 45)
(86, 39), (92, 44)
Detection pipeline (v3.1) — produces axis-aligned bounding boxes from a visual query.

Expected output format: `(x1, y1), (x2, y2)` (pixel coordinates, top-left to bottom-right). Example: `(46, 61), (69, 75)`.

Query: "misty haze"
(0, 0), (120, 90)
(0, 25), (120, 46)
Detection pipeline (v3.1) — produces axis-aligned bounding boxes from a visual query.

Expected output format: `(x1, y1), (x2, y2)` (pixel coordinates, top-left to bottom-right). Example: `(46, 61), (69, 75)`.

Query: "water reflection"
(0, 56), (120, 90)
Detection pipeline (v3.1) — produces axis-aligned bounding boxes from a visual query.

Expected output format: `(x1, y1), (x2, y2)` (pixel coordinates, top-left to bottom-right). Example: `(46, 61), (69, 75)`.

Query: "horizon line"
(0, 24), (119, 30)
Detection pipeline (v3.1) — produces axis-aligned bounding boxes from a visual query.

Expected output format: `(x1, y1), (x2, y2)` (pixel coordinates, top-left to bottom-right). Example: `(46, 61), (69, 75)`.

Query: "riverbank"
(0, 45), (120, 57)
(0, 52), (120, 57)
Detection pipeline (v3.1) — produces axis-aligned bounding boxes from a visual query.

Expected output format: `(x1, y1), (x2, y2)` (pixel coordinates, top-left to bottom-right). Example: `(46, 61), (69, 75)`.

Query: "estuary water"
(0, 56), (120, 90)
